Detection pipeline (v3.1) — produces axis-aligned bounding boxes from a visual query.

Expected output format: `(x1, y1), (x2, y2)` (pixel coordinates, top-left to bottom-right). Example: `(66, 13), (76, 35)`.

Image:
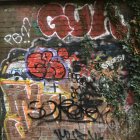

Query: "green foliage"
(101, 1), (140, 138)
(99, 76), (126, 118)
(126, 54), (140, 120)
(105, 0), (140, 53)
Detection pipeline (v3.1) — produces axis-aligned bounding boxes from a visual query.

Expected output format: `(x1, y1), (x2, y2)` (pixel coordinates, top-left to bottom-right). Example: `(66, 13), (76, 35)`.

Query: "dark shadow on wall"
(0, 87), (6, 140)
(0, 0), (96, 5)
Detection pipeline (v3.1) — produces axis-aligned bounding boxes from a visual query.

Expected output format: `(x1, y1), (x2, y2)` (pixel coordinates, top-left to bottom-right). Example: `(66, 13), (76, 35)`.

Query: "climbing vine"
(78, 2), (140, 139)
(104, 1), (140, 139)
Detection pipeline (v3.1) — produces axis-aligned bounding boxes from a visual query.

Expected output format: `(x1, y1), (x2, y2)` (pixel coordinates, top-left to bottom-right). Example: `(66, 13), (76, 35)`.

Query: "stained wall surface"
(0, 0), (132, 140)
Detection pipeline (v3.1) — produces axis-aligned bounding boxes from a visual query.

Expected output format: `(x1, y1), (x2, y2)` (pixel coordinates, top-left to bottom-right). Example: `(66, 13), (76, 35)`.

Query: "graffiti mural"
(0, 1), (138, 140)
(0, 37), (130, 140)
(37, 2), (128, 40)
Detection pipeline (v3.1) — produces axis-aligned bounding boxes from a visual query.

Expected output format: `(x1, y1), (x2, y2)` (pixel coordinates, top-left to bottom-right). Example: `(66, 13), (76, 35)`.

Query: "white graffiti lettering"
(101, 55), (125, 69)
(4, 17), (31, 45)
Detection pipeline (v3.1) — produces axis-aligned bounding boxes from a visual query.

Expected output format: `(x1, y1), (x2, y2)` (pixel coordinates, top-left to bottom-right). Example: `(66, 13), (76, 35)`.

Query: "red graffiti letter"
(90, 0), (108, 38)
(65, 4), (92, 37)
(38, 4), (71, 39)
(109, 7), (128, 40)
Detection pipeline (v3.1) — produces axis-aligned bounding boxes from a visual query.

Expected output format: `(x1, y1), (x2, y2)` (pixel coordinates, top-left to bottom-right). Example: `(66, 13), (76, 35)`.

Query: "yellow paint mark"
(2, 65), (8, 74)
(4, 115), (26, 140)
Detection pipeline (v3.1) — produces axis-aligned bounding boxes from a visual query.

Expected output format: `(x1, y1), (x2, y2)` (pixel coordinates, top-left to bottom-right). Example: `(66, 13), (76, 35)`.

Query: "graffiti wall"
(0, 1), (136, 140)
